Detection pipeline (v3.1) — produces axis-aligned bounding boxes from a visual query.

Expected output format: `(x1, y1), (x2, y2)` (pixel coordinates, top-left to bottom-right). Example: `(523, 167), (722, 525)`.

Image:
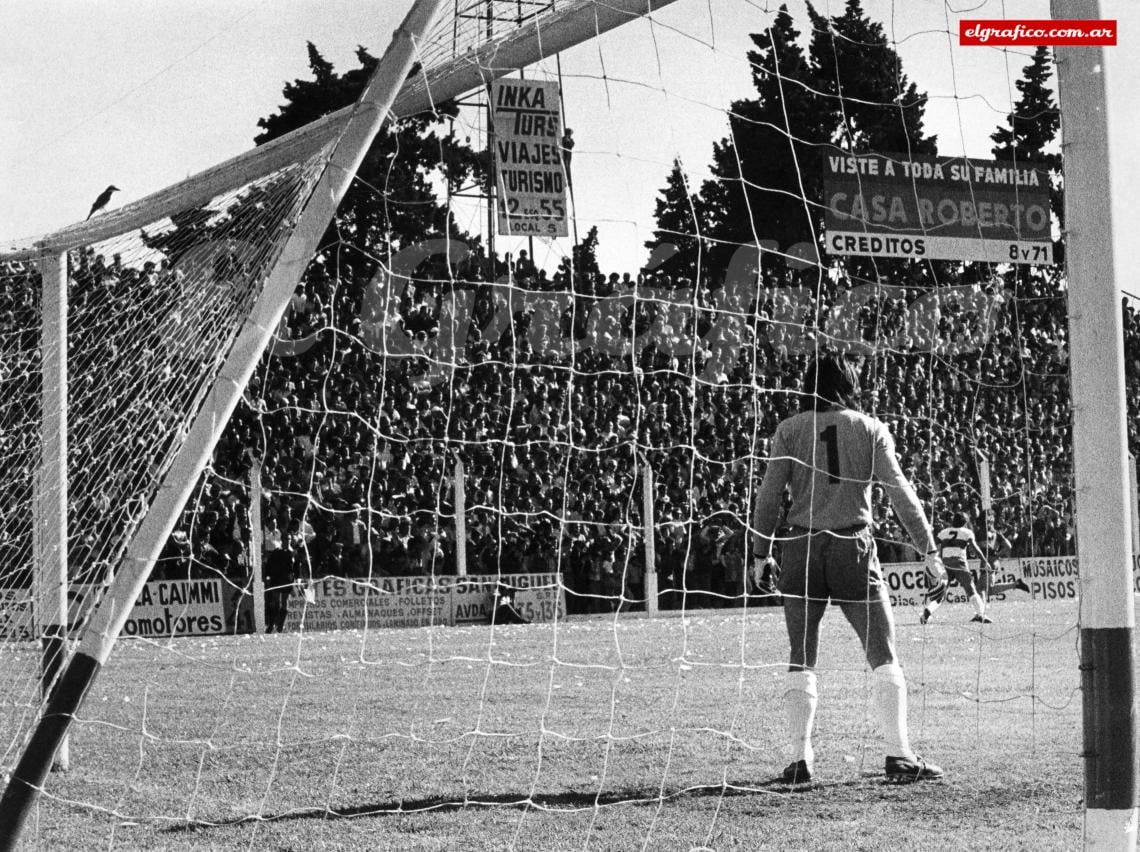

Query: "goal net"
(0, 0), (1106, 848)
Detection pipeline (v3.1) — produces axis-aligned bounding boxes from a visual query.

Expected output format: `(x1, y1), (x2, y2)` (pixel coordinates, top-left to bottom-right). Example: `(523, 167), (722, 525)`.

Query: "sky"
(1, 0), (1137, 280)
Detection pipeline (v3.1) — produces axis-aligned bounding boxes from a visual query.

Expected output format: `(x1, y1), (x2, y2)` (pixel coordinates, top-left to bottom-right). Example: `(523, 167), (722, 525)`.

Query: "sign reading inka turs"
(492, 78), (569, 237)
(823, 151), (1053, 264)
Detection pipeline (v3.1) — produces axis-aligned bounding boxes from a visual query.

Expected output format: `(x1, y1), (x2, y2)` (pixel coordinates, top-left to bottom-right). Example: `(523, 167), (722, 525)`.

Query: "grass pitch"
(7, 598), (1083, 850)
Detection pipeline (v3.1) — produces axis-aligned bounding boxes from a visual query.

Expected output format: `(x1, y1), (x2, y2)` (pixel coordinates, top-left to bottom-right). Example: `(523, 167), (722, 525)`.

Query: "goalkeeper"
(753, 353), (946, 784)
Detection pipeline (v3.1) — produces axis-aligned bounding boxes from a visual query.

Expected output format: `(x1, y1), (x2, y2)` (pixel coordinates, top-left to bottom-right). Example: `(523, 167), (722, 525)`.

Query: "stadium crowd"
(159, 246), (1086, 612)
(0, 246), (1121, 611)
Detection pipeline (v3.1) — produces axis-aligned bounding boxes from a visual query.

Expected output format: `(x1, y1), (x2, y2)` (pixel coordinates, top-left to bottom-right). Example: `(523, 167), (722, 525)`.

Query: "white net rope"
(0, 267), (39, 598)
(0, 1), (1097, 848)
(0, 263), (43, 766)
(0, 146), (337, 776)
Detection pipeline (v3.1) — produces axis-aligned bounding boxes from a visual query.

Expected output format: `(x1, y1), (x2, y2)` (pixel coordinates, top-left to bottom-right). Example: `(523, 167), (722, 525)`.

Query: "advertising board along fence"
(882, 556), (1074, 607)
(0, 560), (1103, 640)
(278, 573), (566, 632)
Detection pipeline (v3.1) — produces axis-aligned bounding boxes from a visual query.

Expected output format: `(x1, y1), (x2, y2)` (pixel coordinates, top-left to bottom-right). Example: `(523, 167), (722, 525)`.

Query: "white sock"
(874, 663), (915, 760)
(924, 598), (942, 616)
(969, 593), (985, 618)
(785, 670), (818, 765)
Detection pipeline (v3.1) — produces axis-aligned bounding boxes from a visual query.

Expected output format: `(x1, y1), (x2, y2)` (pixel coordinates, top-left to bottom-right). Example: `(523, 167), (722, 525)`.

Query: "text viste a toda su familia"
(272, 237), (1010, 387)
(828, 155), (1046, 218)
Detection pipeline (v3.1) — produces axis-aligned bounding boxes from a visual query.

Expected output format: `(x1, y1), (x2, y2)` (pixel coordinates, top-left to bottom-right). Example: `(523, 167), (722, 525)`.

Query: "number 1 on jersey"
(820, 424), (840, 484)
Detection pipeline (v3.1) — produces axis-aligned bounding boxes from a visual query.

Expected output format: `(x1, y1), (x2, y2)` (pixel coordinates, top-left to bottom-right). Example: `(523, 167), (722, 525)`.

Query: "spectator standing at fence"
(564, 532), (591, 614)
(662, 522), (694, 610)
(753, 353), (946, 784)
(719, 522), (747, 605)
(624, 529), (646, 611)
(342, 508), (370, 577)
(263, 515), (296, 633)
(298, 511), (317, 563)
(263, 513), (282, 563)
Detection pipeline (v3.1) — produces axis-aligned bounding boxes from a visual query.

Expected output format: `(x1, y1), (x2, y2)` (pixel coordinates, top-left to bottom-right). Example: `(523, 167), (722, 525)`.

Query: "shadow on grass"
(162, 774), (892, 834)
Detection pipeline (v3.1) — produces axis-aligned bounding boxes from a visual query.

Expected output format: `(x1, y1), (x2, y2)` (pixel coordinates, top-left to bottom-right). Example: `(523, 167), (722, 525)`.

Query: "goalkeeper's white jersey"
(754, 406), (934, 553)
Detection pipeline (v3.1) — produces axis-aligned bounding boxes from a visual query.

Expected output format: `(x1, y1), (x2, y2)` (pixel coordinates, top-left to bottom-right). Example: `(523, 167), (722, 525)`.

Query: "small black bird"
(86, 185), (120, 220)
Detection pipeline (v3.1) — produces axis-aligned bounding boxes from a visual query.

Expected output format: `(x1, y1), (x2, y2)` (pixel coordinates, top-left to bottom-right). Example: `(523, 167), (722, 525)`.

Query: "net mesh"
(0, 1), (1101, 848)
(0, 143), (337, 776)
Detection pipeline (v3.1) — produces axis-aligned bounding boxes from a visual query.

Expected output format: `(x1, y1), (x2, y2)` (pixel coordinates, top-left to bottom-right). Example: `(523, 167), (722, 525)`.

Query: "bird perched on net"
(86, 185), (120, 220)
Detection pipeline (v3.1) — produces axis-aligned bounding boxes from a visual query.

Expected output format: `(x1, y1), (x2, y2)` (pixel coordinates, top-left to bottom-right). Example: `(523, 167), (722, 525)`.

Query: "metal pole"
(979, 454), (993, 534)
(485, 0), (497, 278)
(979, 454), (994, 600)
(1053, 3), (1138, 848)
(519, 66), (535, 265)
(455, 458), (467, 576)
(1129, 454), (1138, 574)
(35, 248), (69, 773)
(487, 88), (497, 278)
(249, 457), (266, 634)
(642, 459), (657, 613)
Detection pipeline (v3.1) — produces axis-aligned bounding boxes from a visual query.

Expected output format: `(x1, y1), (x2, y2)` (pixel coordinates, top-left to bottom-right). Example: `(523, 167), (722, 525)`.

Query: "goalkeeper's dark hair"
(801, 353), (860, 410)
(952, 511), (970, 528)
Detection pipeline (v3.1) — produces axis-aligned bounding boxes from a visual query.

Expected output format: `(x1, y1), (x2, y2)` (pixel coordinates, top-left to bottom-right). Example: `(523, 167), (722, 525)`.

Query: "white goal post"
(1052, 1), (1138, 848)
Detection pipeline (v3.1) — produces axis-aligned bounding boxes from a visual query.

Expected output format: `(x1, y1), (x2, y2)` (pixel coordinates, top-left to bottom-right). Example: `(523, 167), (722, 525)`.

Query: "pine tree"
(991, 46), (1062, 234)
(695, 1), (935, 280)
(573, 225), (602, 283)
(990, 47), (1058, 164)
(645, 158), (704, 279)
(256, 44), (483, 264)
(806, 0), (935, 156)
(698, 4), (826, 274)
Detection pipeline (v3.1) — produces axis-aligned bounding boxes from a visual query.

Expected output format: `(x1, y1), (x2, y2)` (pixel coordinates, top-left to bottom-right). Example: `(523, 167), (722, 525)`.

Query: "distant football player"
(975, 527), (1031, 601)
(921, 512), (1028, 624)
(753, 353), (946, 785)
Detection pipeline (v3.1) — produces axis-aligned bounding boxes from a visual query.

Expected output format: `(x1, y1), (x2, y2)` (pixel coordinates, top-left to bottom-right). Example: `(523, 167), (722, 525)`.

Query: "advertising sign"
(823, 151), (1052, 264)
(492, 79), (569, 237)
(450, 574), (565, 625)
(882, 560), (1032, 608)
(119, 579), (229, 637)
(281, 574), (566, 632)
(0, 578), (229, 640)
(1019, 555), (1078, 601)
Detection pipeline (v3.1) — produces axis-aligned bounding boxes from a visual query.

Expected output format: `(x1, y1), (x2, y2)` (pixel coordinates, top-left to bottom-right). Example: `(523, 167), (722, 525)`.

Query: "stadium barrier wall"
(0, 559), (1109, 640)
(0, 574), (567, 639)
